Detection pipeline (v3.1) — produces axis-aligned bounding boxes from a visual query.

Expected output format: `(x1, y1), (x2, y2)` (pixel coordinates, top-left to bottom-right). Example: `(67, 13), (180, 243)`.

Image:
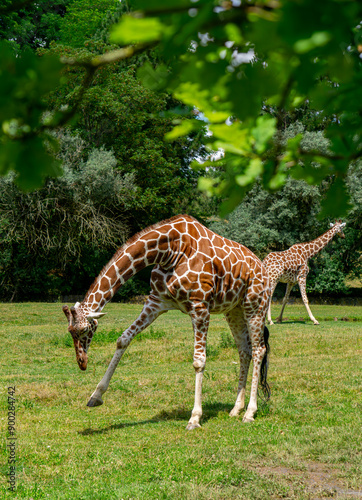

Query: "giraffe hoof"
(229, 408), (241, 417)
(87, 396), (103, 407)
(242, 415), (254, 423)
(186, 422), (201, 431)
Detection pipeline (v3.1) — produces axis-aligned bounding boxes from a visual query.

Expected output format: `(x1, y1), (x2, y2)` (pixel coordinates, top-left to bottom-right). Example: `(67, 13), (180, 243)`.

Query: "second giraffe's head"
(330, 220), (346, 238)
(62, 302), (105, 371)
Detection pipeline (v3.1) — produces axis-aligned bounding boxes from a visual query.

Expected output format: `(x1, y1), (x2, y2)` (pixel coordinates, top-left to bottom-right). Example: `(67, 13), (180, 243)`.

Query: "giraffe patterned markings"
(63, 215), (271, 429)
(263, 221), (346, 325)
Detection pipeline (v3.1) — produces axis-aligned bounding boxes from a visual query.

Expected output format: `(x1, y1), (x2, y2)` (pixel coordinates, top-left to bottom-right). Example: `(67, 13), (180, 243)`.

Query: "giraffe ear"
(86, 312), (106, 320)
(330, 223), (334, 228)
(62, 305), (71, 321)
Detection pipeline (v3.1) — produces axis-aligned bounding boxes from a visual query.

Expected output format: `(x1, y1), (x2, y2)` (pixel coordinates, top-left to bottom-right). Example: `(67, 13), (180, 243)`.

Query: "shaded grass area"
(1, 302), (361, 499)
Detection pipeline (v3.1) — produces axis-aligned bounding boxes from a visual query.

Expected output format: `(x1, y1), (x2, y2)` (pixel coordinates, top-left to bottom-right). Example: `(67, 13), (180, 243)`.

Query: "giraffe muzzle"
(73, 338), (88, 371)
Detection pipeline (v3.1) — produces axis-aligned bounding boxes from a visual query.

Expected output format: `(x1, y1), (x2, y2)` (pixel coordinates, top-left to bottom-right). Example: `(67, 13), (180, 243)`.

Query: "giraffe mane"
(83, 214), (198, 303)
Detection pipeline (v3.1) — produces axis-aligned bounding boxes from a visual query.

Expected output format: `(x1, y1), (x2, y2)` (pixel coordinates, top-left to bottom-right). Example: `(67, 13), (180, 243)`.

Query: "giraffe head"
(329, 220), (346, 239)
(62, 302), (105, 371)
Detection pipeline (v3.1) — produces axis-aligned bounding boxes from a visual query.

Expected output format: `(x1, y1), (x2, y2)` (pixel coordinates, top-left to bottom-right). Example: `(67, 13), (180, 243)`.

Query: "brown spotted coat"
(263, 221), (346, 325)
(63, 215), (270, 429)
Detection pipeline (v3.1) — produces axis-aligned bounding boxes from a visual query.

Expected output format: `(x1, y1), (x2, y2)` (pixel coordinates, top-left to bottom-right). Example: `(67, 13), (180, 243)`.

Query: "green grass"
(1, 302), (361, 499)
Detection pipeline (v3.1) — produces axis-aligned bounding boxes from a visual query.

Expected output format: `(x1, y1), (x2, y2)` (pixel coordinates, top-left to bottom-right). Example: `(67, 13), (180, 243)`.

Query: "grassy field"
(1, 302), (361, 499)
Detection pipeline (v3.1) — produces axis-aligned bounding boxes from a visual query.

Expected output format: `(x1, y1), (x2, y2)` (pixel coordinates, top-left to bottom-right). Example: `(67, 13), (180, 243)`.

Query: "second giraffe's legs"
(225, 307), (251, 417)
(298, 276), (319, 325)
(87, 297), (169, 407)
(275, 282), (294, 323)
(186, 303), (210, 430)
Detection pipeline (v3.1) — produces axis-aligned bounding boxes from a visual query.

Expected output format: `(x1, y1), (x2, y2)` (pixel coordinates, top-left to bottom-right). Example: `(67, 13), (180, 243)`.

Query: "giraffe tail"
(259, 326), (271, 402)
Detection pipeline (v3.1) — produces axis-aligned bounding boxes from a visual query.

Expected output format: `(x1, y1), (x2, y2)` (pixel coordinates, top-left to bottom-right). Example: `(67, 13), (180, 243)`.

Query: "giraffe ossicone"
(63, 214), (271, 429)
(263, 220), (346, 326)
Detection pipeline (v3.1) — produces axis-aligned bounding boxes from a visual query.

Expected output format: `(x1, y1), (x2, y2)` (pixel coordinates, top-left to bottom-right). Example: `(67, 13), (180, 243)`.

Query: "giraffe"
(263, 220), (346, 326)
(63, 214), (271, 429)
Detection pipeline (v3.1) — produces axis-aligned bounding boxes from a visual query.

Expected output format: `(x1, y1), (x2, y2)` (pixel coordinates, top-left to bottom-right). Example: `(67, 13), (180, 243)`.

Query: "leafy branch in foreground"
(109, 0), (362, 216)
(1, 0), (362, 217)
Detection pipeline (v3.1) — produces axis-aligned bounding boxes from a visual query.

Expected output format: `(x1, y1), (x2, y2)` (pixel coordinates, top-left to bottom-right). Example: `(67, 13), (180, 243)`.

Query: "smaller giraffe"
(263, 221), (346, 325)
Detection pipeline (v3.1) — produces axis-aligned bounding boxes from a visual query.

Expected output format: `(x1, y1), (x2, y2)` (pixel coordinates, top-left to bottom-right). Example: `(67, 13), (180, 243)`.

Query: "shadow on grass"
(79, 402), (235, 435)
(271, 317), (307, 325)
(274, 321), (306, 325)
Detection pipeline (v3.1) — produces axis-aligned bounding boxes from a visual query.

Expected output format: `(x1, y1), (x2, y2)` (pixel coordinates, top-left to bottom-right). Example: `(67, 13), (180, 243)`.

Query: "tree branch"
(60, 43), (155, 69)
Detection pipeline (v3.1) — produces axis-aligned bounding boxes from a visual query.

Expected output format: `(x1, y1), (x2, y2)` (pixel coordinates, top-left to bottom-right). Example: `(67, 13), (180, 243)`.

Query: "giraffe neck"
(301, 226), (340, 259)
(80, 217), (185, 312)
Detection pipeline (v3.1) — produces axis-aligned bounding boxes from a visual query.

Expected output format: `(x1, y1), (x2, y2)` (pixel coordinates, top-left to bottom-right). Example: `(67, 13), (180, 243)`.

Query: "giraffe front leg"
(225, 308), (251, 417)
(87, 298), (168, 407)
(87, 347), (125, 407)
(298, 276), (319, 325)
(275, 282), (294, 323)
(186, 304), (210, 430)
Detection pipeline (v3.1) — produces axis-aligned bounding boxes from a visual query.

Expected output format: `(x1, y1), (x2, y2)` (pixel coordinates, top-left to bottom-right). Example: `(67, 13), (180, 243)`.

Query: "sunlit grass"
(1, 302), (361, 499)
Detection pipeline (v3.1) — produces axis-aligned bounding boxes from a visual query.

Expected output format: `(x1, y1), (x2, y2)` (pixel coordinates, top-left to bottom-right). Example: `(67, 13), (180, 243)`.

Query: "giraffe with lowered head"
(263, 220), (346, 326)
(63, 214), (271, 430)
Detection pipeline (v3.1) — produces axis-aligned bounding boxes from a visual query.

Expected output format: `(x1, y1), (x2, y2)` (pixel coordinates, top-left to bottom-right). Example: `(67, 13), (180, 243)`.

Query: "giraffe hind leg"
(225, 308), (251, 417)
(298, 277), (319, 325)
(242, 304), (269, 423)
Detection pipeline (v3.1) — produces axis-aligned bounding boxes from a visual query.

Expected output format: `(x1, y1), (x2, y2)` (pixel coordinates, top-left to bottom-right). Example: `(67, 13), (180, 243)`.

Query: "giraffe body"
(263, 221), (346, 325)
(63, 215), (271, 429)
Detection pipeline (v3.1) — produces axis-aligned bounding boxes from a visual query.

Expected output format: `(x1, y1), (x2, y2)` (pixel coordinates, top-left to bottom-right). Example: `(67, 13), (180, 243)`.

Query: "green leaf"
(0, 136), (62, 191)
(235, 158), (263, 187)
(319, 177), (352, 219)
(110, 15), (166, 45)
(198, 176), (219, 195)
(290, 158), (331, 185)
(293, 31), (332, 54)
(165, 119), (195, 141)
(251, 115), (277, 154)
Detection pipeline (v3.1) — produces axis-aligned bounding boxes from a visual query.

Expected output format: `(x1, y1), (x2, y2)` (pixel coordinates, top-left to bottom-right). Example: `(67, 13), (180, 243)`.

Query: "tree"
(43, 0), (209, 231)
(0, 132), (136, 300)
(0, 0), (71, 53)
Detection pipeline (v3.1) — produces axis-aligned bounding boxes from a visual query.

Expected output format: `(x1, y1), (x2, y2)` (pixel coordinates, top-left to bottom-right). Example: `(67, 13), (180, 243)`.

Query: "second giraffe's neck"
(302, 225), (340, 258)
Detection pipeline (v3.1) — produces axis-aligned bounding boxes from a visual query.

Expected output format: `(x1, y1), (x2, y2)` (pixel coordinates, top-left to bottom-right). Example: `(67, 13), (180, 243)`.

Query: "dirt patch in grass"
(253, 462), (362, 499)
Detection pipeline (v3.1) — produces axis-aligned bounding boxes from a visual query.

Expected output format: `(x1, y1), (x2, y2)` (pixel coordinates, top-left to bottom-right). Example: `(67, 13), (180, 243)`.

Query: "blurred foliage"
(0, 42), (64, 189)
(110, 0), (362, 217)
